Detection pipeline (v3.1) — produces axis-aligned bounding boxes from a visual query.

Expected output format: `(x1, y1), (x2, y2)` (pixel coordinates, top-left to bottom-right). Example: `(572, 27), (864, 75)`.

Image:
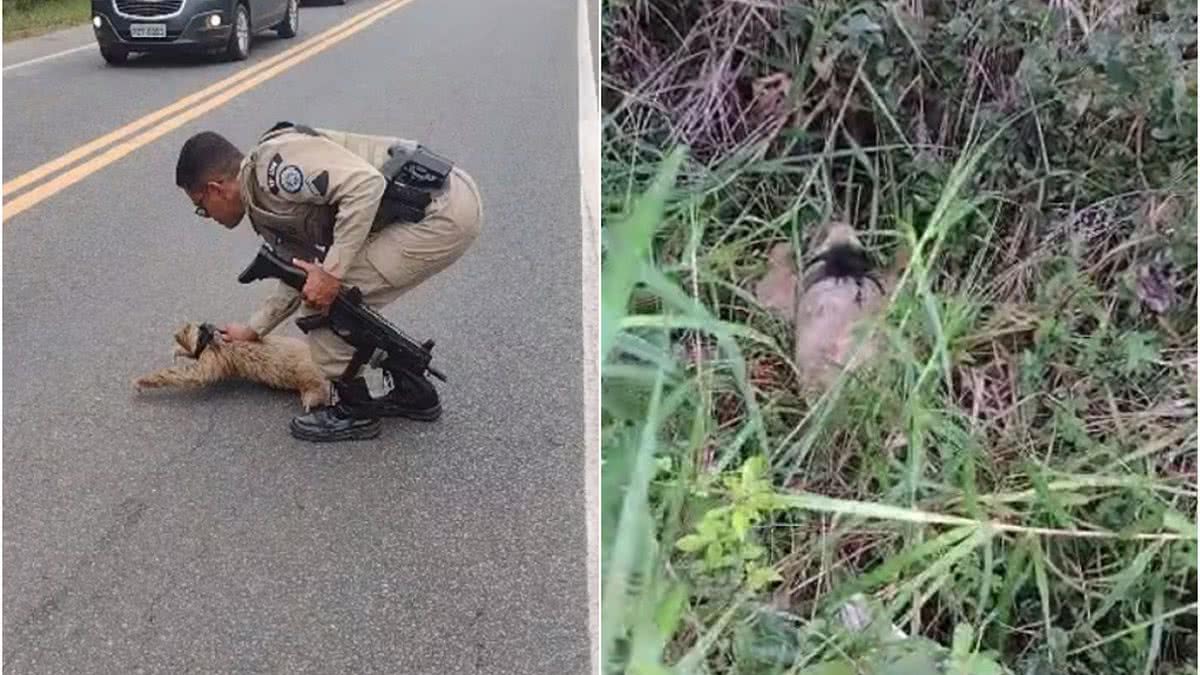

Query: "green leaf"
(841, 13), (882, 38)
(746, 563), (783, 591)
(704, 541), (723, 570)
(1030, 539), (1054, 650)
(951, 623), (974, 659)
(1027, 463), (1073, 529)
(653, 455), (672, 475)
(697, 509), (726, 538)
(1080, 541), (1165, 634)
(654, 584), (688, 642)
(741, 544), (766, 560)
(600, 147), (686, 363)
(731, 508), (752, 541)
(946, 623), (1009, 674)
(1120, 331), (1160, 376)
(1162, 509), (1198, 538)
(740, 454), (767, 487)
(749, 492), (786, 512)
(884, 646), (944, 675)
(1105, 55), (1138, 94)
(675, 534), (708, 553)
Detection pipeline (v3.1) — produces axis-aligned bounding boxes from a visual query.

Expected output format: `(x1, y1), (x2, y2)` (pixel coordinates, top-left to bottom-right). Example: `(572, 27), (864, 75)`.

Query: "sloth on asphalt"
(133, 321), (330, 411)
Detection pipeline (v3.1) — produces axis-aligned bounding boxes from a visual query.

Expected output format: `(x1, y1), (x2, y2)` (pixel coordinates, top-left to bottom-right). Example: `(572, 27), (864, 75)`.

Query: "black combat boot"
(289, 380), (382, 442)
(338, 368), (442, 421)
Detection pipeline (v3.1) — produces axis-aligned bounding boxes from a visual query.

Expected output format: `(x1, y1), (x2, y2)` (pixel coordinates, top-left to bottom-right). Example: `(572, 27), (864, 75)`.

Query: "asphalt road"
(2, 0), (593, 672)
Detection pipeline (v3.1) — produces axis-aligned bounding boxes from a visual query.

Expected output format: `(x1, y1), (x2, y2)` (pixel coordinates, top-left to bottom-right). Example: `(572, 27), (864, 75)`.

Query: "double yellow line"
(2, 0), (415, 223)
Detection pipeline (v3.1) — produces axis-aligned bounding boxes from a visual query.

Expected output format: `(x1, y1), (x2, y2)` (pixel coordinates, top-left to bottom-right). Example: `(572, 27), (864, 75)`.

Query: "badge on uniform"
(279, 165), (304, 194)
(266, 153), (304, 195)
(307, 170), (329, 197)
(266, 153), (283, 194)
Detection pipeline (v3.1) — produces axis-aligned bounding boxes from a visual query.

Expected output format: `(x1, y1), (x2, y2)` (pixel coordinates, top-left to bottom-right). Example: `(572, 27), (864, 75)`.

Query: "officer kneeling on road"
(175, 122), (483, 442)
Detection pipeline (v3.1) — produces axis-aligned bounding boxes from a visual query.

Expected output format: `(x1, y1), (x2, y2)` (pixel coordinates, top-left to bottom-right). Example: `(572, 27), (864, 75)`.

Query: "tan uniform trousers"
(301, 167), (482, 380)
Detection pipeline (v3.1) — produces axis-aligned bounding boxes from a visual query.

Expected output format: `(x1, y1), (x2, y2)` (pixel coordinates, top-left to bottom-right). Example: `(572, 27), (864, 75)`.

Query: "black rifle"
(237, 245), (446, 383)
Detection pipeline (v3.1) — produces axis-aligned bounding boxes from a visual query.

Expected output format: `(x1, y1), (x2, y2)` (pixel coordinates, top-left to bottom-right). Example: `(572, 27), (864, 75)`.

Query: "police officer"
(175, 123), (483, 442)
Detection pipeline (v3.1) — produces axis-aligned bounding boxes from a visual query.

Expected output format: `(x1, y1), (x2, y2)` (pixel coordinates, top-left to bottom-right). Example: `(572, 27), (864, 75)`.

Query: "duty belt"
(378, 144), (453, 224)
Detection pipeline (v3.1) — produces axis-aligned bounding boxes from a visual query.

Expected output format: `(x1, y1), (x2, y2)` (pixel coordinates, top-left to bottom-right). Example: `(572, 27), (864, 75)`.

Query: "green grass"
(601, 1), (1197, 674)
(4, 0), (92, 42)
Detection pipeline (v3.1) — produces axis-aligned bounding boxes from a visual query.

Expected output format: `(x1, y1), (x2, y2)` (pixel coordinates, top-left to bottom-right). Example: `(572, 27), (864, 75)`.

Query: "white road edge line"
(3, 43), (94, 73)
(577, 0), (601, 672)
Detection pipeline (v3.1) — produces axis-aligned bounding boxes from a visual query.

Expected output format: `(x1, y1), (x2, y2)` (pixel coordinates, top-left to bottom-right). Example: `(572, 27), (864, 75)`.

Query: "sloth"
(133, 322), (330, 411)
(755, 222), (902, 392)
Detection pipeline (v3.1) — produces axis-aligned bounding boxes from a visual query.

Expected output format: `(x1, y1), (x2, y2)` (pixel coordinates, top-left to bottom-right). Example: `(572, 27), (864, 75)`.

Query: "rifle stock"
(237, 245), (446, 382)
(237, 247), (307, 290)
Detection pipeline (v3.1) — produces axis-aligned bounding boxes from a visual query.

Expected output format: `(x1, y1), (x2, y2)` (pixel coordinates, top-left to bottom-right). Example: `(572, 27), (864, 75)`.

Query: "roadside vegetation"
(601, 1), (1197, 673)
(4, 0), (91, 42)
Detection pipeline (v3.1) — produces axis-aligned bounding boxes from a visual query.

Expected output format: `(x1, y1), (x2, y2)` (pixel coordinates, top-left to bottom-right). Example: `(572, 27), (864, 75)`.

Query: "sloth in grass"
(755, 221), (903, 392)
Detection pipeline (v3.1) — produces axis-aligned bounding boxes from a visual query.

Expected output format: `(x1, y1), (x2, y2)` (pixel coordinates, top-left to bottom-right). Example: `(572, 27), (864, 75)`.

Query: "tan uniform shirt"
(239, 125), (438, 336)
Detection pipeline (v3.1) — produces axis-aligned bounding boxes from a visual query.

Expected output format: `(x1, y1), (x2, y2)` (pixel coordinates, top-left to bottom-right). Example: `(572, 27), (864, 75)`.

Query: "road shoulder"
(3, 24), (96, 71)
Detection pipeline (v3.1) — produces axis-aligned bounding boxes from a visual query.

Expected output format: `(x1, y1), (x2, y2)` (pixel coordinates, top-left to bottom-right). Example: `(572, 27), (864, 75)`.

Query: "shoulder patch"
(266, 153), (283, 194)
(279, 165), (305, 194)
(308, 170), (330, 197)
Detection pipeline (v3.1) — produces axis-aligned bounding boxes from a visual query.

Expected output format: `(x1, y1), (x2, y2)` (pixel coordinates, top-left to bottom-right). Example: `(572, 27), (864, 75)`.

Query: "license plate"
(130, 23), (166, 38)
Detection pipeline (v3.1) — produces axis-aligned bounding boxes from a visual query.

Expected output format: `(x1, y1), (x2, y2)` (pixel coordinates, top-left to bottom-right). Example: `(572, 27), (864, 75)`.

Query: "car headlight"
(208, 14), (221, 27)
(93, 16), (102, 28)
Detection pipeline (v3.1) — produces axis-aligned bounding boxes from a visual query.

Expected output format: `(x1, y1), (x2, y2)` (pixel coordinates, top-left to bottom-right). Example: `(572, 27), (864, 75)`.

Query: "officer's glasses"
(192, 179), (229, 219)
(191, 189), (211, 219)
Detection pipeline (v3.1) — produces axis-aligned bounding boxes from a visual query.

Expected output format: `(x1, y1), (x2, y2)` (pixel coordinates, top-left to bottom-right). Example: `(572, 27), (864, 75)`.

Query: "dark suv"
(90, 0), (299, 65)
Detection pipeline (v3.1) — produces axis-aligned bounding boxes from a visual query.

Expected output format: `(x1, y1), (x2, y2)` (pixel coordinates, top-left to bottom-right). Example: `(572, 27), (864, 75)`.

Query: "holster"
(377, 144), (453, 224)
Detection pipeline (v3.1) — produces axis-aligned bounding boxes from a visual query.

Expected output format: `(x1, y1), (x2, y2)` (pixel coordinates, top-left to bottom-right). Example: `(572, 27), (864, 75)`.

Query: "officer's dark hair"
(176, 131), (244, 192)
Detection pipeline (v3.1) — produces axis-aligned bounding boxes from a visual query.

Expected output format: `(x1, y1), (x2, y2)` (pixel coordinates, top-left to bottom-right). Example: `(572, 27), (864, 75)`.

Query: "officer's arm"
(319, 153), (386, 281)
(247, 281), (301, 337)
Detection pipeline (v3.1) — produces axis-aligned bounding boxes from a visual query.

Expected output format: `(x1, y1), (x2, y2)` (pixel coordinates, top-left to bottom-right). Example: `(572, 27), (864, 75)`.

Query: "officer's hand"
(219, 323), (259, 342)
(293, 258), (340, 312)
